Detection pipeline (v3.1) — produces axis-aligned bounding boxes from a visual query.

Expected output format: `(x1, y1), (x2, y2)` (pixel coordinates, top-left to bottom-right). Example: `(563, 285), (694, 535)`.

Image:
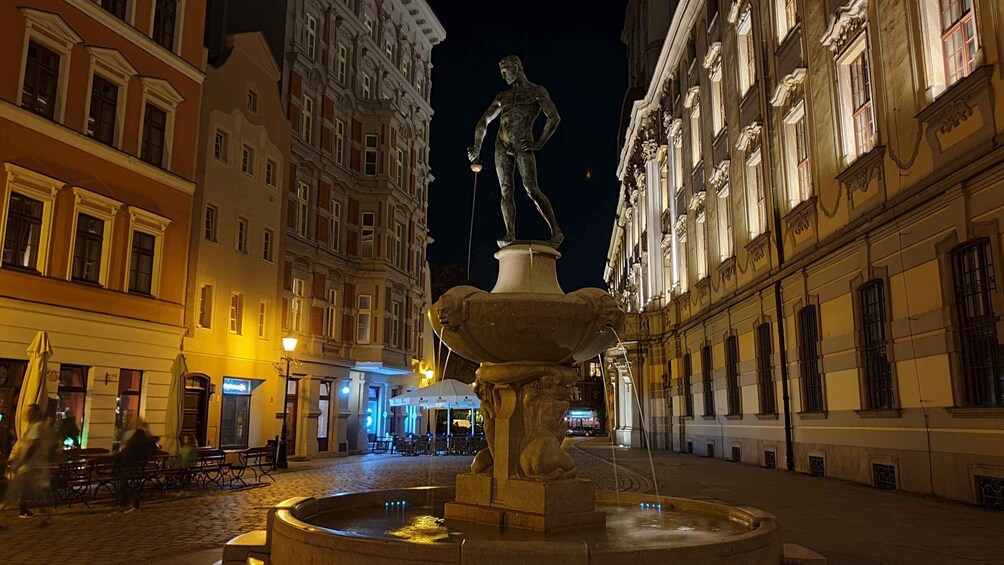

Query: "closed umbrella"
(161, 353), (187, 454)
(16, 331), (51, 439)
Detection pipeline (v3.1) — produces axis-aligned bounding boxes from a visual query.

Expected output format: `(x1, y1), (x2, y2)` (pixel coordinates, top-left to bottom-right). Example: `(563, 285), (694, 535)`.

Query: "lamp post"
(276, 335), (298, 469)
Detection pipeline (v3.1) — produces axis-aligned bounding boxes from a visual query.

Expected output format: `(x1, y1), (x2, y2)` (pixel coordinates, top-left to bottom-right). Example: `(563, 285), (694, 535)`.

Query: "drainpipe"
(761, 18), (795, 472)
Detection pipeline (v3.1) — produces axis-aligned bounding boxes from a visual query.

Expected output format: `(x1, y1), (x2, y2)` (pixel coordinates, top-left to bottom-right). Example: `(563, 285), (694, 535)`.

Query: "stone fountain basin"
(267, 487), (783, 565)
(429, 287), (624, 365)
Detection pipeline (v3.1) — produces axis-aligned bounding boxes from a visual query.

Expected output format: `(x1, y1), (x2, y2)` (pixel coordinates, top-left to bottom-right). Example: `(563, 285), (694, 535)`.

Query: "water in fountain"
(596, 354), (621, 506)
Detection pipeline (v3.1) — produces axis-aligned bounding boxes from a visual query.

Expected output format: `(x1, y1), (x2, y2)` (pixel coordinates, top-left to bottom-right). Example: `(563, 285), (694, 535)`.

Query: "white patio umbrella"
(390, 379), (479, 436)
(16, 331), (51, 439)
(161, 353), (188, 454)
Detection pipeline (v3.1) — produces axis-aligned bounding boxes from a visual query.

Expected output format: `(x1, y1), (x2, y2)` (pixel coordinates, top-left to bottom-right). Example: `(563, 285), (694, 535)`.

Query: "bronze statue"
(468, 55), (564, 248)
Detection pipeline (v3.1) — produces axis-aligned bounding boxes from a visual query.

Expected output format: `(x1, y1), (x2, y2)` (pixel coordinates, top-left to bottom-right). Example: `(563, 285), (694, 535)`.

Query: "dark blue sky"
(426, 0), (627, 291)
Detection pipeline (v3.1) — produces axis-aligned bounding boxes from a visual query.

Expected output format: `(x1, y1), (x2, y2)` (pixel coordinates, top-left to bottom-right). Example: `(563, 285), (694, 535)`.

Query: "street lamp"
(276, 335), (298, 469)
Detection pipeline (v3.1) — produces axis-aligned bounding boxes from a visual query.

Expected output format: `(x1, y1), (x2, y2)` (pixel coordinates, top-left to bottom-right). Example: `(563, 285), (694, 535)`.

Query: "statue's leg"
(516, 152), (563, 246)
(495, 143), (517, 247)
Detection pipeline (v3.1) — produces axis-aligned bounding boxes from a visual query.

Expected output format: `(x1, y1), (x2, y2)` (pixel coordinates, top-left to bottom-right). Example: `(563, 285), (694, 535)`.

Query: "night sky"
(426, 0), (627, 291)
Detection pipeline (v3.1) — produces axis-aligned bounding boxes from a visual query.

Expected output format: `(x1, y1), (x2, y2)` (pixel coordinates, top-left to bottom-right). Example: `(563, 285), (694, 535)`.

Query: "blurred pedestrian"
(3, 404), (53, 525)
(115, 417), (157, 512)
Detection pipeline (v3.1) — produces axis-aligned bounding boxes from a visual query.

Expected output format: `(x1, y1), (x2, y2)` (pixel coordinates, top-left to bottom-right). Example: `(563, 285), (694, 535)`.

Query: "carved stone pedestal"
(445, 474), (605, 531)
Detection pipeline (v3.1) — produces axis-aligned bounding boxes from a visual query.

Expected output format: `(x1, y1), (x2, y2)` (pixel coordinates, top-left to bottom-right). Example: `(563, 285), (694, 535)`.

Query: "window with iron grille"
(953, 240), (1004, 406)
(861, 280), (895, 409)
(152, 0), (178, 51)
(683, 353), (694, 416)
(88, 75), (118, 145)
(702, 345), (715, 416)
(21, 42), (60, 120)
(756, 323), (776, 413)
(975, 475), (1004, 510)
(799, 305), (825, 412)
(731, 446), (741, 462)
(872, 463), (897, 490)
(764, 450), (777, 469)
(809, 455), (825, 477)
(726, 336), (741, 415)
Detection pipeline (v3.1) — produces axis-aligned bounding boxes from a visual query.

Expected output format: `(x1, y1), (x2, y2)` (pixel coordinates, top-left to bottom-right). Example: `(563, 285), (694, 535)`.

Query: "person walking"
(115, 418), (158, 512)
(3, 404), (52, 525)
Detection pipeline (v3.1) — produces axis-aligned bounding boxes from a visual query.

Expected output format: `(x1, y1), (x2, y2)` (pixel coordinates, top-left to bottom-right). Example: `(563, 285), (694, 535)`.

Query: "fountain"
(221, 56), (818, 565)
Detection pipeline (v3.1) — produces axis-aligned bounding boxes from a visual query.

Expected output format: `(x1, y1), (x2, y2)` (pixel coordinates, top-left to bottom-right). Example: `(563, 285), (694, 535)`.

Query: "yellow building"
(182, 32), (290, 450)
(0, 0), (205, 451)
(608, 0), (1004, 508)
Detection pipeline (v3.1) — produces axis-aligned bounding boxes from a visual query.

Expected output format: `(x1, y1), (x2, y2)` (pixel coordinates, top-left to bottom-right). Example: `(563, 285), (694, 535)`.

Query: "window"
(777, 0), (798, 39)
(265, 159), (278, 188)
(784, 105), (812, 206)
(330, 200), (341, 252)
(323, 288), (337, 339)
(416, 72), (425, 97)
(737, 9), (756, 95)
(236, 217), (248, 254)
(334, 119), (345, 165)
(384, 37), (394, 59)
(364, 134), (378, 176)
(860, 280), (894, 409)
(2, 193), (44, 271)
(363, 14), (374, 38)
(756, 322), (776, 414)
(56, 365), (88, 445)
(711, 70), (725, 134)
(952, 240), (1004, 406)
(72, 214), (104, 284)
(152, 0), (178, 51)
(746, 151), (767, 237)
(263, 228), (274, 262)
(941, 0), (979, 85)
(302, 97), (313, 143)
(361, 212), (375, 258)
(141, 103), (167, 167)
(214, 130), (228, 162)
(291, 277), (305, 332)
(702, 345), (715, 416)
(396, 148), (405, 187)
(305, 14), (317, 60)
(198, 284), (214, 328)
(128, 231), (156, 294)
(401, 55), (409, 77)
(241, 145), (255, 176)
(394, 221), (405, 269)
(362, 73), (372, 99)
(690, 108), (702, 166)
(204, 205), (219, 242)
(257, 301), (268, 339)
(799, 305), (824, 412)
(391, 300), (402, 348)
(357, 294), (372, 343)
(717, 186), (733, 260)
(87, 75), (118, 145)
(726, 335), (741, 415)
(116, 369), (142, 434)
(836, 38), (875, 161)
(318, 382), (331, 442)
(696, 214), (708, 278)
(683, 352), (694, 416)
(100, 0), (128, 20)
(21, 42), (60, 120)
(247, 90), (258, 113)
(337, 44), (348, 84)
(229, 292), (244, 335)
(294, 182), (309, 238)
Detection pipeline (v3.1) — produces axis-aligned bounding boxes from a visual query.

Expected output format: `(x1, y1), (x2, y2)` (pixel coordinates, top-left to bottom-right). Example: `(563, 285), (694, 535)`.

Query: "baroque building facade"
(182, 31), (290, 451)
(221, 0), (443, 457)
(0, 0), (205, 450)
(607, 0), (1004, 508)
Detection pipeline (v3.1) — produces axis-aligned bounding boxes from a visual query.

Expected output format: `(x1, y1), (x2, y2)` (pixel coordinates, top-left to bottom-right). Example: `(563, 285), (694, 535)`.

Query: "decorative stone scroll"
(709, 160), (731, 192)
(735, 122), (763, 152)
(820, 0), (868, 55)
(684, 86), (701, 109)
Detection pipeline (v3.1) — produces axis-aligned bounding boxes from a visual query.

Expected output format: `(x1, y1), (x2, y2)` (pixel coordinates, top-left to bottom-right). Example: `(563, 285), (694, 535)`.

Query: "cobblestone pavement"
(0, 449), (645, 565)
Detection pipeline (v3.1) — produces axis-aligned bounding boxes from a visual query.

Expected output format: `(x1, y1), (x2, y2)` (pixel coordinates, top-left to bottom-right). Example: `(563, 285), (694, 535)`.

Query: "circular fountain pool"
(267, 487), (782, 565)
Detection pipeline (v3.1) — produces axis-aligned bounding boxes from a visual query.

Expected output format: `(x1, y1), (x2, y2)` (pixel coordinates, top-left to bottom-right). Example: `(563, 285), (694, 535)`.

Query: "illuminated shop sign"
(222, 377), (252, 395)
(567, 409), (594, 418)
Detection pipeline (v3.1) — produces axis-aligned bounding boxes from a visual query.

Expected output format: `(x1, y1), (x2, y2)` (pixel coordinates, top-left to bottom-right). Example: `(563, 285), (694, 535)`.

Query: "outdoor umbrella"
(390, 379), (479, 437)
(16, 331), (51, 440)
(161, 353), (188, 454)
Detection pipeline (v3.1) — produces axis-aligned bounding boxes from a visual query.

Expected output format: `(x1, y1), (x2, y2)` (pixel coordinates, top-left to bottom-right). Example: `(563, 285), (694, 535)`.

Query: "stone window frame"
(774, 0), (798, 42)
(732, 2), (757, 97)
(916, 0), (984, 102)
(0, 163), (63, 276)
(782, 99), (812, 209)
(148, 0), (187, 55)
(17, 8), (83, 126)
(137, 77), (184, 170)
(849, 268), (902, 416)
(792, 295), (827, 416)
(83, 47), (137, 149)
(228, 290), (245, 335)
(257, 299), (270, 340)
(703, 43), (726, 135)
(305, 12), (318, 60)
(123, 205), (170, 298)
(744, 147), (767, 238)
(67, 186), (123, 288)
(752, 316), (778, 416)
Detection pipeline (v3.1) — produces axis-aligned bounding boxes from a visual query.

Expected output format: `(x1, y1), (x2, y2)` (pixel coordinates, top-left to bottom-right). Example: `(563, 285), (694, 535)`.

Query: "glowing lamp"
(341, 385), (351, 395)
(470, 162), (483, 173)
(282, 336), (298, 353)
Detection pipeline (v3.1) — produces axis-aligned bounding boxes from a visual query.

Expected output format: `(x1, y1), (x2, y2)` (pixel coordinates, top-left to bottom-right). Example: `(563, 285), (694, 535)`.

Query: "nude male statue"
(468, 55), (564, 248)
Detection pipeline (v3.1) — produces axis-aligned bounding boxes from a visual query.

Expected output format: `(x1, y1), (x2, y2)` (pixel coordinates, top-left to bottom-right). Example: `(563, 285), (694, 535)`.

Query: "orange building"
(0, 0), (205, 451)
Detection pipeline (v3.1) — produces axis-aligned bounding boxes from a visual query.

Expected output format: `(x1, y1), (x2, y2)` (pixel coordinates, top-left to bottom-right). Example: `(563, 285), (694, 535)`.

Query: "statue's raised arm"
(468, 55), (564, 249)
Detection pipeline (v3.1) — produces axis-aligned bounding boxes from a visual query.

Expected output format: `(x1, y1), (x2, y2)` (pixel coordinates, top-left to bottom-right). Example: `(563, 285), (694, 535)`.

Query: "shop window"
(116, 369), (142, 433)
(57, 365), (89, 446)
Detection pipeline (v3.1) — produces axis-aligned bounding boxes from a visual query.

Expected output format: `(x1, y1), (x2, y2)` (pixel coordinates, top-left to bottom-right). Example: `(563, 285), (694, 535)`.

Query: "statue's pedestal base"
(444, 473), (606, 531)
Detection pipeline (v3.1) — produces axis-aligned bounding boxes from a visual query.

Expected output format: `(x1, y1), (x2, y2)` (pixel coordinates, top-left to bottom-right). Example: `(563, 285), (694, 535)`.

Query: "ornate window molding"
(138, 77), (184, 170)
(770, 68), (807, 109)
(703, 42), (722, 71)
(124, 206), (170, 298)
(0, 163), (63, 276)
(709, 160), (731, 192)
(684, 86), (701, 109)
(735, 122), (763, 152)
(68, 186), (123, 287)
(820, 0), (868, 55)
(84, 47), (138, 149)
(17, 8), (83, 124)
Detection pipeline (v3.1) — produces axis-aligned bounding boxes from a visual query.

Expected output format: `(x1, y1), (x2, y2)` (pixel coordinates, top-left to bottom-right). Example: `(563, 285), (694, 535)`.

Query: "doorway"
(184, 375), (210, 447)
(285, 379), (298, 455)
(220, 377), (252, 448)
